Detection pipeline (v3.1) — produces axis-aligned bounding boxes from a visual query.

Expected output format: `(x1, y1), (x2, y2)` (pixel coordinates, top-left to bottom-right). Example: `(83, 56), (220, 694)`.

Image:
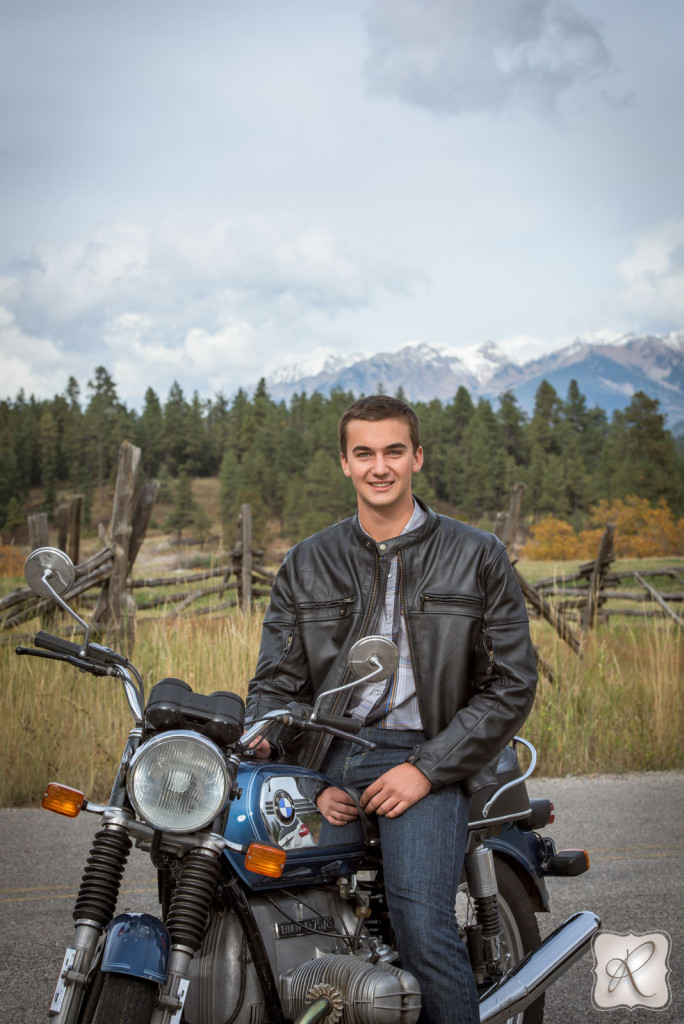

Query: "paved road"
(0, 771), (682, 1024)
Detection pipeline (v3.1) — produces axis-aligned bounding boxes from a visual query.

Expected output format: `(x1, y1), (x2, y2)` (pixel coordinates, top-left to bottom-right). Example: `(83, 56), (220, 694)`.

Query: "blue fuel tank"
(222, 762), (367, 891)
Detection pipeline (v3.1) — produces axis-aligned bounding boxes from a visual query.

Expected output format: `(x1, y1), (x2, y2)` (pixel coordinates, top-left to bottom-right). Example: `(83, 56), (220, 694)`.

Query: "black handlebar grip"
(313, 712), (363, 735)
(35, 631), (83, 658)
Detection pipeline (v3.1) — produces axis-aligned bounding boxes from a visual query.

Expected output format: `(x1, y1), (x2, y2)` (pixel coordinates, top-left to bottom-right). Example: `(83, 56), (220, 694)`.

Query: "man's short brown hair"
(338, 395), (421, 457)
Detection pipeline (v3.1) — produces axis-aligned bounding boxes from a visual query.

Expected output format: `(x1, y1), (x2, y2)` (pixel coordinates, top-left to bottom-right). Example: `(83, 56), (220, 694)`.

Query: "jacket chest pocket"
(420, 592), (484, 618)
(297, 596), (356, 621)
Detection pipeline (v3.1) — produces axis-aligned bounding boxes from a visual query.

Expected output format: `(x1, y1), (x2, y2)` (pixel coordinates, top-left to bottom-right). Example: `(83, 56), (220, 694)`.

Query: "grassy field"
(1, 574), (681, 805)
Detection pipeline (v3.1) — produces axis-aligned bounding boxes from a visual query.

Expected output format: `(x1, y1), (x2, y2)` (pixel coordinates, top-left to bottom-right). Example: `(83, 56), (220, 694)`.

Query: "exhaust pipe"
(479, 911), (600, 1024)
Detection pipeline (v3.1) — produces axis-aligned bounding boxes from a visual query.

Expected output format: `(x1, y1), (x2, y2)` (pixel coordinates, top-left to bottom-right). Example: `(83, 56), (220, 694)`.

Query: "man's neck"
(358, 498), (416, 542)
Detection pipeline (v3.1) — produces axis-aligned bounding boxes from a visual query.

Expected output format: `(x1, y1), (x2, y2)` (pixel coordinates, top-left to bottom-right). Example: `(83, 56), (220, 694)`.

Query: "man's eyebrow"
(350, 442), (409, 454)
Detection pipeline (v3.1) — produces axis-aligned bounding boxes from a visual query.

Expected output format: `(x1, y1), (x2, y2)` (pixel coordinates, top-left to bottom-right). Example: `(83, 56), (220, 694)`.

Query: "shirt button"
(379, 543), (387, 551)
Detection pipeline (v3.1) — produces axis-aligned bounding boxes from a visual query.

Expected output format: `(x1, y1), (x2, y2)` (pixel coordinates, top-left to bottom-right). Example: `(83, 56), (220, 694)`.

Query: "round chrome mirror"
(347, 635), (398, 679)
(24, 547), (76, 598)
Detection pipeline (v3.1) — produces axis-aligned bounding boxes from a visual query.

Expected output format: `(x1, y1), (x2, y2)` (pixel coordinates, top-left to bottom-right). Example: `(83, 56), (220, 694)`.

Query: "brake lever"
(15, 646), (117, 678)
(287, 715), (377, 750)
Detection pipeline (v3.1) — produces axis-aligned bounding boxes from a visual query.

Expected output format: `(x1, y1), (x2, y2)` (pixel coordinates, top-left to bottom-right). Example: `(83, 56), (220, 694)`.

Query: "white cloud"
(364, 0), (613, 115)
(618, 218), (684, 322)
(1, 216), (415, 403)
(0, 305), (70, 397)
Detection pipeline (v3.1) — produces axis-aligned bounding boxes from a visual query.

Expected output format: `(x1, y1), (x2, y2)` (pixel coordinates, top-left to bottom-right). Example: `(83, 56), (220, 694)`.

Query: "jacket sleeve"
(409, 545), (537, 792)
(245, 553), (313, 724)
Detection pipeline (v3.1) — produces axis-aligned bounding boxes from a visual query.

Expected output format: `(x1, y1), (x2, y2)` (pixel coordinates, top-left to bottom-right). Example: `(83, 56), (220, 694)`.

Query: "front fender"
(485, 826), (550, 912)
(102, 912), (170, 983)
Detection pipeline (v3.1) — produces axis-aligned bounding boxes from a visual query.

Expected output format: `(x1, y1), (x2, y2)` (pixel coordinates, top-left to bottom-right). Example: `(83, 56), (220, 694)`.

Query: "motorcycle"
(16, 546), (600, 1024)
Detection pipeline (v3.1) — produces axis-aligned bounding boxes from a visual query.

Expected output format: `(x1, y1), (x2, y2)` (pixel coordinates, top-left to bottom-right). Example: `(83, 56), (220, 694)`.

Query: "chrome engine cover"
(281, 954), (421, 1024)
(184, 887), (416, 1024)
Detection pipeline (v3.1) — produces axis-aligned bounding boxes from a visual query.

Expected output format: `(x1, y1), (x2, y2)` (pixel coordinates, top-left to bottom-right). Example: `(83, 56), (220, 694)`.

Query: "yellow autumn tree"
(579, 496), (684, 557)
(521, 517), (582, 560)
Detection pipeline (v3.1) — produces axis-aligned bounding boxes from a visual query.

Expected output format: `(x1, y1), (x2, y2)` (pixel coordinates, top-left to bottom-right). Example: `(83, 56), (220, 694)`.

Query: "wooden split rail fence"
(2, 465), (682, 660)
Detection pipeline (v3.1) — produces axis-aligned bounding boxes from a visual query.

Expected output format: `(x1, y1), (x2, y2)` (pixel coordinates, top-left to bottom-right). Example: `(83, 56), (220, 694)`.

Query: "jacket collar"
(351, 496), (439, 556)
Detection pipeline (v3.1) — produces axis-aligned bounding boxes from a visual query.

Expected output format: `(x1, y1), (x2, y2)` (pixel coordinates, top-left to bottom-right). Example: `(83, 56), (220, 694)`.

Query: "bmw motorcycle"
(16, 546), (600, 1024)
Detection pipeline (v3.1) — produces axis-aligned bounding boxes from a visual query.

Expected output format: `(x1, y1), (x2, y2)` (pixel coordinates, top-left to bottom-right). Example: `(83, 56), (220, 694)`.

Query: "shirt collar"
(357, 498), (427, 541)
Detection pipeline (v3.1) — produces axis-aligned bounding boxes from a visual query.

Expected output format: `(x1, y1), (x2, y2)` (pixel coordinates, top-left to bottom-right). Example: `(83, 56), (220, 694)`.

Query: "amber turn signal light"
(244, 842), (287, 877)
(42, 782), (84, 817)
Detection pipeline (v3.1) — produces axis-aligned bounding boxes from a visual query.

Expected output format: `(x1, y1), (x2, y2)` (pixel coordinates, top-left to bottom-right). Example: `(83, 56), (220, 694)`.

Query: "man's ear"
(412, 446), (424, 473)
(340, 452), (351, 478)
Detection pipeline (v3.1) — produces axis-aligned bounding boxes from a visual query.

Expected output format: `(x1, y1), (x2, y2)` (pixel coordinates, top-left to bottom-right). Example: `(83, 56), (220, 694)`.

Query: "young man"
(246, 395), (537, 1024)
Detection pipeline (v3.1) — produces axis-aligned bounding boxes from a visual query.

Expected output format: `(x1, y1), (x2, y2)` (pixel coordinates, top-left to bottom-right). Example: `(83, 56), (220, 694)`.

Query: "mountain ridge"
(263, 330), (684, 431)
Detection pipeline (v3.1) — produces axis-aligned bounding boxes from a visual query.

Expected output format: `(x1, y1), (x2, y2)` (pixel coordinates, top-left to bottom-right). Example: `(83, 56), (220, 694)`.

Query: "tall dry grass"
(0, 613), (261, 806)
(525, 617), (682, 775)
(1, 608), (681, 805)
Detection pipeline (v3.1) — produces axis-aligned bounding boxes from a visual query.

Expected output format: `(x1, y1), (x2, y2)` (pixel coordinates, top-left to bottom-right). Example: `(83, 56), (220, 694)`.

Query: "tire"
(457, 856), (544, 1024)
(89, 974), (158, 1024)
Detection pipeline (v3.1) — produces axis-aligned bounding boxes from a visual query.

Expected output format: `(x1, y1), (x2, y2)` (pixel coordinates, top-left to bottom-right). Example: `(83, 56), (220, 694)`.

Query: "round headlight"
(127, 731), (230, 833)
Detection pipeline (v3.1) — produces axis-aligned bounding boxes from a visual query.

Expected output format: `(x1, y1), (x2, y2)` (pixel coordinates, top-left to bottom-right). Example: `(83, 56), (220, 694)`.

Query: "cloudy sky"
(1, 0), (682, 408)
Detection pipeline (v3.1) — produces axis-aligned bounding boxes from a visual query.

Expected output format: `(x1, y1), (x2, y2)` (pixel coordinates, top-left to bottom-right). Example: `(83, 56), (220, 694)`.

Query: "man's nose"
(372, 455), (389, 475)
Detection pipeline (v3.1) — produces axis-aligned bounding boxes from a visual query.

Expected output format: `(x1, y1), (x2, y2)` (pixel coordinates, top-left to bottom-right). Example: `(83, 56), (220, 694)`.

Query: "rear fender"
(102, 912), (170, 983)
(485, 826), (550, 912)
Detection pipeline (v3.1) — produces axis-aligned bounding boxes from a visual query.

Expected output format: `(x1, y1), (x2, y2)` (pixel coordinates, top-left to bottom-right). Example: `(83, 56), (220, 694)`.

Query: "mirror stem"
(41, 569), (91, 651)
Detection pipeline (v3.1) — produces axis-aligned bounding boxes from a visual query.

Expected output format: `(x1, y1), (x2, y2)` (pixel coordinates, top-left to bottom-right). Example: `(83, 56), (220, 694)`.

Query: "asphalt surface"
(0, 771), (682, 1024)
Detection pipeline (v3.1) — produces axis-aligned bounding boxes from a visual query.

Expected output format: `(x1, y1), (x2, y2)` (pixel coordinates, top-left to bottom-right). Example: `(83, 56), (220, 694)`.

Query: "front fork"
(50, 815), (221, 1024)
(50, 817), (133, 1022)
(463, 842), (504, 986)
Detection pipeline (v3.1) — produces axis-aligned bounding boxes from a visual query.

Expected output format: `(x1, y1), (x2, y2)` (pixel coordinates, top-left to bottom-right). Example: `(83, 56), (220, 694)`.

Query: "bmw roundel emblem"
(273, 790), (295, 823)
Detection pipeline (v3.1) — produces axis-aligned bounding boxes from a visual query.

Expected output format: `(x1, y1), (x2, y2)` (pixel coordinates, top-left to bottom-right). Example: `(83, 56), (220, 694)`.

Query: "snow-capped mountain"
(264, 331), (684, 430)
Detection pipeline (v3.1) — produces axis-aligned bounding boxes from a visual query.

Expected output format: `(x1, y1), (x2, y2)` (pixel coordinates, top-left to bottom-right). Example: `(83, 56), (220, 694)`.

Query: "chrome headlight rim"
(127, 729), (230, 834)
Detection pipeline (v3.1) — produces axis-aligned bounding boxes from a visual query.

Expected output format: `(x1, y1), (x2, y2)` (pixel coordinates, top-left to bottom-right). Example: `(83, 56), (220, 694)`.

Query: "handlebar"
(241, 705), (375, 755)
(35, 630), (84, 658)
(311, 711), (362, 735)
(16, 633), (145, 724)
(15, 645), (117, 678)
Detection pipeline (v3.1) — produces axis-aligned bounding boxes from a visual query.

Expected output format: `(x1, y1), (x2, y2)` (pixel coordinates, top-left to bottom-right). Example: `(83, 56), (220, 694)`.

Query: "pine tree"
(529, 379), (562, 454)
(163, 381), (189, 475)
(2, 495), (24, 543)
(165, 469), (197, 541)
(39, 409), (59, 515)
(608, 392), (681, 510)
(138, 388), (164, 477)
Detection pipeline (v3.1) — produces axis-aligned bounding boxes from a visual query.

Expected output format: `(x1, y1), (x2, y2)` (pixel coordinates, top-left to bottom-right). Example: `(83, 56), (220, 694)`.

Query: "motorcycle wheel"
(458, 857), (544, 1024)
(88, 974), (158, 1024)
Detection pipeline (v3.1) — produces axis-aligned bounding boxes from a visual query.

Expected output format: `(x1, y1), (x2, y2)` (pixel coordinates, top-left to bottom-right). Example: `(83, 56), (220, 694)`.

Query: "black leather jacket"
(246, 499), (537, 792)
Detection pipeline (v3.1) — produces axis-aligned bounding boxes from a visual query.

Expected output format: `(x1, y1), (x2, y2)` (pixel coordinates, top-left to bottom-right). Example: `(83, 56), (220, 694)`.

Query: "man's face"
(340, 417), (423, 517)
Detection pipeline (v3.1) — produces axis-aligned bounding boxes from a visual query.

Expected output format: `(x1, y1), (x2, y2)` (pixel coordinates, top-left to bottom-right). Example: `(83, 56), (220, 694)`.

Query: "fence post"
(580, 524), (616, 631)
(240, 504), (253, 613)
(91, 441), (142, 652)
(67, 495), (82, 565)
(28, 513), (49, 551)
(497, 483), (526, 553)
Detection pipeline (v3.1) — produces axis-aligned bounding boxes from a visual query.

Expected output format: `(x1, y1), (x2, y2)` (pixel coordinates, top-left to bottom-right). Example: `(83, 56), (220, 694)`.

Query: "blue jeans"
(320, 727), (479, 1024)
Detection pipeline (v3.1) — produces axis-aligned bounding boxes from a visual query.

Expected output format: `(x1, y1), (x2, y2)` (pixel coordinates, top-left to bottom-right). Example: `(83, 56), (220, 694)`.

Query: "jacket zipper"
(420, 592), (483, 610)
(482, 631), (496, 675)
(398, 552), (426, 728)
(303, 555), (382, 770)
(298, 596), (355, 611)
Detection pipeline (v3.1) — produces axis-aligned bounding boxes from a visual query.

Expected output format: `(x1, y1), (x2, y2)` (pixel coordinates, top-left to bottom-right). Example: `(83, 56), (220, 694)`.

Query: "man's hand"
(247, 735), (272, 760)
(316, 787), (360, 826)
(360, 763), (432, 818)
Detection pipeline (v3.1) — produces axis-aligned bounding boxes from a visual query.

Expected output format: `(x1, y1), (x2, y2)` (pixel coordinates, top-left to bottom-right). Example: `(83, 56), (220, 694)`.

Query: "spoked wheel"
(457, 857), (544, 1024)
(89, 974), (158, 1024)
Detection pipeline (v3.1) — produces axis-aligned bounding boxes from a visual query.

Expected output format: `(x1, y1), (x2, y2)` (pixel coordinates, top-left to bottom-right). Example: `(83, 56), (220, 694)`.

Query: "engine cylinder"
(282, 954), (421, 1024)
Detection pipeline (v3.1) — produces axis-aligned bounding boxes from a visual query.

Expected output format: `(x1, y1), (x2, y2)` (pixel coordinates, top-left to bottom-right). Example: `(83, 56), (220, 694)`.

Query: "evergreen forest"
(1, 366), (683, 548)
